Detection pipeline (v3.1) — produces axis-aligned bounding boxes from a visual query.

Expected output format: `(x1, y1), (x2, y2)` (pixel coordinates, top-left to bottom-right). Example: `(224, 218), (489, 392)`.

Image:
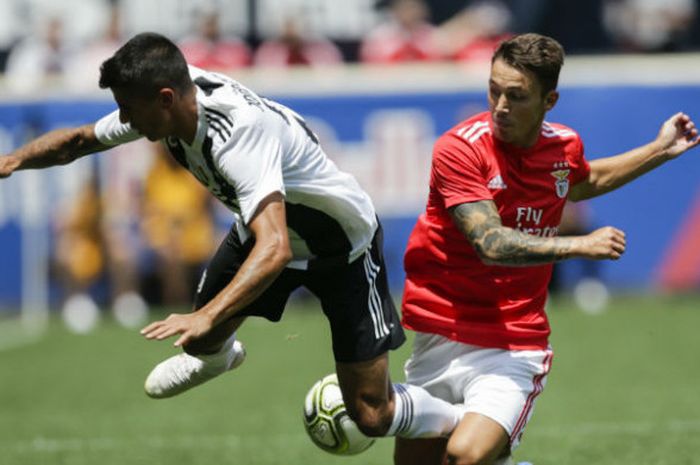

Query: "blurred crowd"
(3, 0), (698, 317)
(1, 0), (700, 94)
(52, 140), (223, 324)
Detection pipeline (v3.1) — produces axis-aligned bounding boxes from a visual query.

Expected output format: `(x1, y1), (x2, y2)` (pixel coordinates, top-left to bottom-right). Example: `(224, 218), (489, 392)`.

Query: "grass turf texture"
(1, 294), (699, 465)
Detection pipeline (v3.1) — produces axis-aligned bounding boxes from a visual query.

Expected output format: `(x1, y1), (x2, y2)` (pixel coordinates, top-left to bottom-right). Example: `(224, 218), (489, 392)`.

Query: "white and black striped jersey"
(94, 65), (378, 269)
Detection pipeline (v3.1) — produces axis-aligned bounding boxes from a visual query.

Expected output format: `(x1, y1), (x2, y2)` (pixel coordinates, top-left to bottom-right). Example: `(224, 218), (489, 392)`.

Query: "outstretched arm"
(570, 112), (700, 201)
(0, 124), (109, 178)
(450, 200), (626, 266)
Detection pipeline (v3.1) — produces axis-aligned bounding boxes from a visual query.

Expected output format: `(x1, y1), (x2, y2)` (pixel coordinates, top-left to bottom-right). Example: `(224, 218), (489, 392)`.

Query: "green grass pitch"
(1, 294), (699, 465)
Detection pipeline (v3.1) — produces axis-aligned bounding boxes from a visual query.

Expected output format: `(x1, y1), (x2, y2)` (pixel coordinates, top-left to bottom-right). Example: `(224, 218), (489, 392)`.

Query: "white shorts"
(404, 332), (553, 449)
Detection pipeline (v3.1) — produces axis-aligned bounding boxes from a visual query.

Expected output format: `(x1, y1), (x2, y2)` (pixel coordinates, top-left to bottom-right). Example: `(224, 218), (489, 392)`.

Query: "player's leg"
(403, 335), (552, 465)
(447, 348), (552, 465)
(307, 225), (462, 438)
(394, 433), (515, 465)
(334, 353), (462, 438)
(144, 227), (301, 398)
(334, 353), (394, 436)
(181, 228), (255, 356)
(394, 437), (447, 465)
(445, 412), (510, 465)
(393, 332), (501, 465)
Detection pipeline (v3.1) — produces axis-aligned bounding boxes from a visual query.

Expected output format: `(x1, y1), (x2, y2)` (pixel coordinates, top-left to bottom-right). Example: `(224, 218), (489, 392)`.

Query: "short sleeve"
(568, 135), (590, 185)
(215, 115), (285, 224)
(432, 135), (492, 209)
(94, 110), (142, 146)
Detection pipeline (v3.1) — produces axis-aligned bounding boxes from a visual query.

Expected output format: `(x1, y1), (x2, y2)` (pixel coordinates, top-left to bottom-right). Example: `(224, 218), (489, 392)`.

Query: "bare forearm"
(450, 200), (625, 266)
(197, 241), (290, 325)
(475, 226), (581, 266)
(571, 141), (668, 201)
(451, 200), (584, 266)
(6, 125), (105, 172)
(574, 111), (700, 201)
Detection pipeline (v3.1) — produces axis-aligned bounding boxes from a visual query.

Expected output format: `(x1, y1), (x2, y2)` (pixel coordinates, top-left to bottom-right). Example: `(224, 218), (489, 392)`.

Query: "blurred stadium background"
(1, 1), (700, 464)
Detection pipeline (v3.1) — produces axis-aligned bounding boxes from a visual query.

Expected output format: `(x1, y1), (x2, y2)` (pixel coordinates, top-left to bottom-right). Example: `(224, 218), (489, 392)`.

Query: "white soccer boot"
(144, 336), (246, 399)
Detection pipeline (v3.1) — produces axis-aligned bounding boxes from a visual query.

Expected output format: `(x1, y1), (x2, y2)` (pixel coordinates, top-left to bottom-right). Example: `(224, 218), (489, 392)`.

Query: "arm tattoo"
(449, 200), (575, 266)
(15, 125), (108, 170)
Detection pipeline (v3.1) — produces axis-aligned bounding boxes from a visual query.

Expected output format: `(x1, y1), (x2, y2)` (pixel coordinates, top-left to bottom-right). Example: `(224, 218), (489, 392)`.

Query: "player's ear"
(544, 90), (559, 111)
(158, 88), (175, 109)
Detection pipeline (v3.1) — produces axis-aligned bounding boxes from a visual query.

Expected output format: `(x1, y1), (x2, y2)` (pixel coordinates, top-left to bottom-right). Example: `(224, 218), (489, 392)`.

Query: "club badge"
(551, 169), (570, 198)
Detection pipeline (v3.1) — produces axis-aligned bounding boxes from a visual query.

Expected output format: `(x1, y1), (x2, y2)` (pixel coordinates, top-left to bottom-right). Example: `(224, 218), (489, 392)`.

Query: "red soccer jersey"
(402, 112), (590, 350)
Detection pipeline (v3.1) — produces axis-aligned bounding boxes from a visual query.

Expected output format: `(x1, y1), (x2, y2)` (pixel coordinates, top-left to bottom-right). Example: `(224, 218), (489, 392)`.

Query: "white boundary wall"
(2, 53), (700, 101)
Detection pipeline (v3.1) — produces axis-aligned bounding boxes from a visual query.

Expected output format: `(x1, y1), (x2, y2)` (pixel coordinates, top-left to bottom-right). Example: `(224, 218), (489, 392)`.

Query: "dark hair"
(99, 32), (192, 96)
(492, 33), (564, 95)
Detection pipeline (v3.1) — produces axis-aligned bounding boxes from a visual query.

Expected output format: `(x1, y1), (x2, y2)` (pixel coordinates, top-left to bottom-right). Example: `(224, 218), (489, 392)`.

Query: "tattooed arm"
(449, 200), (627, 266)
(0, 124), (109, 178)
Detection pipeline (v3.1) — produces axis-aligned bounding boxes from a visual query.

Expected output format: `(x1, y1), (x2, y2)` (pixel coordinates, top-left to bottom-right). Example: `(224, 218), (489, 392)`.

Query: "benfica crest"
(551, 169), (570, 198)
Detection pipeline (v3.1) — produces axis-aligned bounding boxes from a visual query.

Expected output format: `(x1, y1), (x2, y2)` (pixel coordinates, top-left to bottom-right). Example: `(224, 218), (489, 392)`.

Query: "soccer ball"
(303, 373), (376, 455)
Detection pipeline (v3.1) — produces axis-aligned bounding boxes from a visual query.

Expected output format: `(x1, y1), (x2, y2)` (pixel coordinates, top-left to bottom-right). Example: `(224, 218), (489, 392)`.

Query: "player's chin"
(493, 128), (513, 143)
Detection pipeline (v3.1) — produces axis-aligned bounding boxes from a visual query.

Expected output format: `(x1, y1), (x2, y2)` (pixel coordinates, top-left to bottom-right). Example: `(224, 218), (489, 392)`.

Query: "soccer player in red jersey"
(395, 33), (700, 465)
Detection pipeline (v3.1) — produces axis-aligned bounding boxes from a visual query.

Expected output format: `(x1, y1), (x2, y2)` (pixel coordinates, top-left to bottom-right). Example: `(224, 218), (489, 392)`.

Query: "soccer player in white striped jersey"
(0, 32), (463, 442)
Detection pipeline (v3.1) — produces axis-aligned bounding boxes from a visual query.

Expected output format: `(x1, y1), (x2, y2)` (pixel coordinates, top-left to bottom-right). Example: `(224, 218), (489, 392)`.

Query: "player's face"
(111, 88), (173, 142)
(488, 58), (558, 147)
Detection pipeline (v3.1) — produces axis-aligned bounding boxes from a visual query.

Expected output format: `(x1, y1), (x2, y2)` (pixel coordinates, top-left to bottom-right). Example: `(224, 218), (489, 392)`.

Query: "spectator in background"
(67, 3), (124, 93)
(538, 0), (611, 53)
(54, 156), (150, 330)
(0, 0), (21, 73)
(426, 0), (549, 34)
(140, 143), (216, 307)
(360, 0), (443, 64)
(438, 0), (513, 62)
(99, 137), (153, 329)
(254, 17), (344, 67)
(603, 0), (697, 52)
(53, 173), (105, 332)
(4, 16), (74, 94)
(179, 9), (251, 71)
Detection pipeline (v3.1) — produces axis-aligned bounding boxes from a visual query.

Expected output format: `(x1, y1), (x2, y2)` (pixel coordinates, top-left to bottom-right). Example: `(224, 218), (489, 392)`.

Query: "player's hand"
(656, 112), (700, 159)
(0, 155), (19, 179)
(140, 312), (215, 347)
(579, 226), (626, 260)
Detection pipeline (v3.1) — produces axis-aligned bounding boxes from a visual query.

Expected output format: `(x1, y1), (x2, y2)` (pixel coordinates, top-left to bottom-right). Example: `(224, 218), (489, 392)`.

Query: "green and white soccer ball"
(303, 373), (376, 455)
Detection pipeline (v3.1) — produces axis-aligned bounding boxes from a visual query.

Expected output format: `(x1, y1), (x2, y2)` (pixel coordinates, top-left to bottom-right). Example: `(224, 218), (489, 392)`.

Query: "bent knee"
(345, 399), (393, 437)
(446, 441), (502, 465)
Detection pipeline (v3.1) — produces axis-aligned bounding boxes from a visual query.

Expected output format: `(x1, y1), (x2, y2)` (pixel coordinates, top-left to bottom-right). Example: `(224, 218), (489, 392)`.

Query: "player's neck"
(501, 130), (540, 149)
(519, 130), (540, 148)
(171, 91), (199, 145)
(511, 120), (544, 148)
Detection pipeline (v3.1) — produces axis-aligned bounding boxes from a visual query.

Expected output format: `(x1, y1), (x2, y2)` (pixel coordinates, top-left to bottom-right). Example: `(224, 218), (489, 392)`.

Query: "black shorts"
(194, 223), (406, 363)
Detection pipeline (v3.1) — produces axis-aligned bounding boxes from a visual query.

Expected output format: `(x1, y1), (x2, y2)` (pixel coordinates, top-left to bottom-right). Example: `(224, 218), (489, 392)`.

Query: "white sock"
(387, 383), (463, 438)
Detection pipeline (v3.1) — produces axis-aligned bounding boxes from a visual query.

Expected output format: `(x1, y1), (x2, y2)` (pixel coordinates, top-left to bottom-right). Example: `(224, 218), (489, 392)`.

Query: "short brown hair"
(492, 33), (565, 95)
